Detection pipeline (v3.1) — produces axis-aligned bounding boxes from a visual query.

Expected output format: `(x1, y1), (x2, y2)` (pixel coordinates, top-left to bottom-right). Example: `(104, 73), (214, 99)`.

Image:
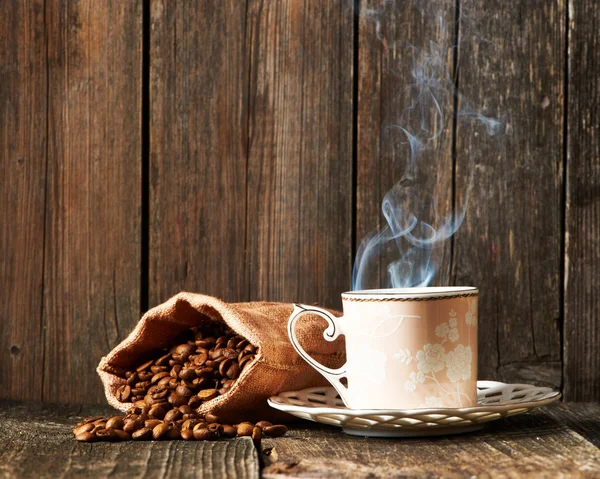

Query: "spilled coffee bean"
(73, 409), (288, 445)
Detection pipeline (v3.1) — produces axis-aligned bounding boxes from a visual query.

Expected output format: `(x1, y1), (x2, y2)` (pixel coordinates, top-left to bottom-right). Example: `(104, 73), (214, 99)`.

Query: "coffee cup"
(288, 287), (478, 409)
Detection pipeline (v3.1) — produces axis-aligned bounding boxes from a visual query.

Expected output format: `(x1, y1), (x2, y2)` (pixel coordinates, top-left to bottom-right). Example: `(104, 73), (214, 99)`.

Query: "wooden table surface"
(1, 401), (599, 478)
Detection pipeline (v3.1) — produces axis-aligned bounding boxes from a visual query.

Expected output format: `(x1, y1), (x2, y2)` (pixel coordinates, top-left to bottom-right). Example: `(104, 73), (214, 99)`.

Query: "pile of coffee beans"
(73, 411), (287, 445)
(73, 324), (288, 444)
(117, 323), (255, 409)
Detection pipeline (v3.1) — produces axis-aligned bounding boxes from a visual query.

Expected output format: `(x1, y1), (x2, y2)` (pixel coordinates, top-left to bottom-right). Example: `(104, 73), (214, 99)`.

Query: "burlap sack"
(97, 292), (344, 423)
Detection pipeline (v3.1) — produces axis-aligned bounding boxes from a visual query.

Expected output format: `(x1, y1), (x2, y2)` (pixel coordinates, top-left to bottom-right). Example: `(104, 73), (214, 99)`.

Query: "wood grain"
(149, 0), (249, 305)
(356, 0), (455, 290)
(0, 401), (259, 479)
(0, 0), (47, 401)
(244, 0), (353, 309)
(262, 405), (600, 478)
(564, 0), (600, 401)
(452, 0), (564, 387)
(42, 0), (142, 403)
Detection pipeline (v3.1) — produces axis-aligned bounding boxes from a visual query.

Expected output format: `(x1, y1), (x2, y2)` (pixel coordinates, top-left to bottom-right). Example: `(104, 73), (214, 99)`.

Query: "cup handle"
(287, 303), (349, 404)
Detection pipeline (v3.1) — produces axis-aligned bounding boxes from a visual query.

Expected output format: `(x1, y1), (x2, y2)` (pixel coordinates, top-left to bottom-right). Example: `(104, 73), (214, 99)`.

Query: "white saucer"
(268, 380), (561, 437)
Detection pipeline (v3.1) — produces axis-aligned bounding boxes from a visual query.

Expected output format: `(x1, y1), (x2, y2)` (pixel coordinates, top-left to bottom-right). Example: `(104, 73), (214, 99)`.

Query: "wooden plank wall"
(0, 0), (598, 403)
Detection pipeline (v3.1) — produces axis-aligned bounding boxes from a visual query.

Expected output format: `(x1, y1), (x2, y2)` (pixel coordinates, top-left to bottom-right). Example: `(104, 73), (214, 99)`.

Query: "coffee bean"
(187, 396), (202, 408)
(151, 404), (169, 419)
(144, 419), (163, 429)
(226, 363), (241, 379)
(73, 423), (94, 435)
(164, 409), (181, 423)
(205, 413), (221, 424)
(193, 428), (212, 441)
(106, 417), (124, 430)
(132, 427), (153, 440)
(156, 353), (171, 366)
(193, 353), (208, 366)
(208, 423), (223, 436)
(75, 431), (97, 442)
(151, 371), (170, 384)
(152, 423), (169, 440)
(222, 348), (237, 359)
(255, 421), (272, 430)
(168, 392), (188, 407)
(123, 418), (144, 433)
(136, 360), (154, 372)
(96, 428), (118, 441)
(197, 389), (217, 401)
(237, 423), (254, 437)
(175, 385), (193, 398)
(262, 425), (288, 437)
(218, 358), (233, 377)
(178, 405), (193, 415)
(178, 368), (195, 381)
(181, 419), (200, 431)
(116, 385), (131, 402)
(181, 429), (194, 441)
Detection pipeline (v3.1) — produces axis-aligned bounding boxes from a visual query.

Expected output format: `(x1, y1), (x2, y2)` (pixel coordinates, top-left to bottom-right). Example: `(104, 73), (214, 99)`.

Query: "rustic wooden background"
(1, 0), (598, 405)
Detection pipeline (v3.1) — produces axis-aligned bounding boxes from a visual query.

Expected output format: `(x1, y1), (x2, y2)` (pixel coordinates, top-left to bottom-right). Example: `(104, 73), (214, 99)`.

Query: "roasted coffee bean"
(205, 413), (221, 424)
(207, 423), (223, 436)
(178, 405), (193, 415)
(237, 423), (254, 437)
(193, 428), (212, 441)
(75, 431), (97, 442)
(218, 358), (233, 377)
(164, 409), (182, 423)
(73, 423), (94, 435)
(181, 419), (200, 431)
(175, 385), (193, 398)
(178, 368), (195, 381)
(136, 360), (154, 372)
(152, 423), (169, 440)
(197, 389), (218, 401)
(188, 396), (202, 408)
(106, 417), (125, 430)
(148, 405), (167, 419)
(144, 419), (163, 429)
(116, 385), (131, 402)
(123, 418), (144, 434)
(255, 421), (272, 430)
(151, 371), (170, 384)
(263, 425), (288, 437)
(96, 428), (118, 441)
(181, 429), (194, 441)
(222, 348), (237, 359)
(155, 353), (171, 366)
(226, 363), (241, 379)
(168, 392), (188, 407)
(132, 427), (153, 440)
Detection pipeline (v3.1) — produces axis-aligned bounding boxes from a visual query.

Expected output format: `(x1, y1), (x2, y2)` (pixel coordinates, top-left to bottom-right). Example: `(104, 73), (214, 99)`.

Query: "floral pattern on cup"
(465, 298), (478, 326)
(399, 305), (477, 407)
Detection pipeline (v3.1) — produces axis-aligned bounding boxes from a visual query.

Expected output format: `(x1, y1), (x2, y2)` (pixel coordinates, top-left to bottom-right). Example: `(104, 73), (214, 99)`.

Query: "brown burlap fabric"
(97, 292), (344, 423)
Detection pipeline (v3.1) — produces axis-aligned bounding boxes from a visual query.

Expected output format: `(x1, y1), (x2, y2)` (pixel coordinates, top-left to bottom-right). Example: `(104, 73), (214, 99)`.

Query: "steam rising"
(353, 0), (503, 290)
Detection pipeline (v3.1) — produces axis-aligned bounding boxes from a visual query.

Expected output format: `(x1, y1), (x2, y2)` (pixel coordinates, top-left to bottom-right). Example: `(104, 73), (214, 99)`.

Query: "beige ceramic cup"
(288, 287), (478, 410)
